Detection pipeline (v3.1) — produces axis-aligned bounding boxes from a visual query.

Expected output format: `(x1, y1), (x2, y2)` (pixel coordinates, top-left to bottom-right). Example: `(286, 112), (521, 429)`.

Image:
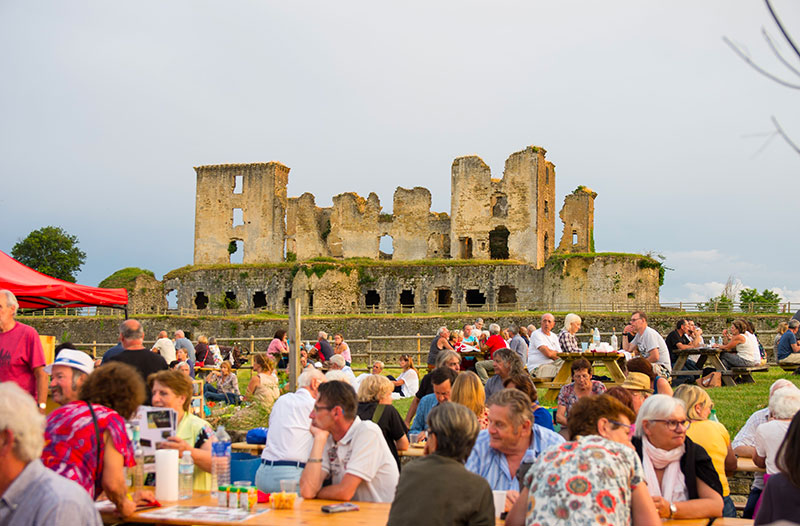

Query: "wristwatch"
(38, 402), (47, 410)
(669, 502), (678, 518)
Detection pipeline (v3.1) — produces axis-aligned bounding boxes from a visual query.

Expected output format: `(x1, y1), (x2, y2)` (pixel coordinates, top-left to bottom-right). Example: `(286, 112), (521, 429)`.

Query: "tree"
(11, 226), (86, 282)
(739, 287), (782, 313)
(699, 276), (739, 312)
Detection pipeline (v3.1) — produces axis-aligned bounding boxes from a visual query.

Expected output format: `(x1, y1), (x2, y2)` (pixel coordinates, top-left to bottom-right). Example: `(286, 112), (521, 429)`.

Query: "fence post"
(92, 340), (97, 359)
(250, 335), (255, 355)
(417, 333), (421, 366)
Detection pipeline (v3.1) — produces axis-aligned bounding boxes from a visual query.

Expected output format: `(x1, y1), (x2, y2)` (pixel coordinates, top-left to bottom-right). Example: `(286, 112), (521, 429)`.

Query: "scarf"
(641, 436), (689, 502)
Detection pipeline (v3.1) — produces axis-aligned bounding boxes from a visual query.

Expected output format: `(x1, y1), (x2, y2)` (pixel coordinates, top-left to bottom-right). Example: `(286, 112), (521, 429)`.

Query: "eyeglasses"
(313, 404), (333, 412)
(630, 317), (641, 323)
(609, 420), (636, 439)
(650, 419), (691, 431)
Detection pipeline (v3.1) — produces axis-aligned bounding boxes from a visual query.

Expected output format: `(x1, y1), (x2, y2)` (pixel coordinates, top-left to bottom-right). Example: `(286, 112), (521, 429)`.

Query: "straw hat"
(620, 372), (653, 394)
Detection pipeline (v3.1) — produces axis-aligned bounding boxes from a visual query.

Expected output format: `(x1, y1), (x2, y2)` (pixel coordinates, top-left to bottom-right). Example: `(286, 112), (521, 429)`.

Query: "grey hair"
(474, 318), (484, 325)
(318, 331), (328, 339)
(541, 313), (555, 324)
(463, 324), (473, 332)
(174, 329), (185, 338)
(426, 402), (480, 463)
(770, 388), (800, 419)
(789, 320), (800, 330)
(563, 313), (582, 331)
(527, 324), (536, 334)
(372, 360), (384, 369)
(0, 382), (45, 463)
(492, 348), (525, 376)
(437, 326), (448, 337)
(325, 369), (354, 386)
(488, 323), (501, 335)
(298, 368), (326, 388)
(770, 379), (798, 398)
(329, 354), (345, 368)
(0, 290), (18, 313)
(507, 324), (518, 335)
(435, 349), (460, 368)
(634, 394), (686, 438)
(120, 319), (144, 340)
(487, 388), (532, 429)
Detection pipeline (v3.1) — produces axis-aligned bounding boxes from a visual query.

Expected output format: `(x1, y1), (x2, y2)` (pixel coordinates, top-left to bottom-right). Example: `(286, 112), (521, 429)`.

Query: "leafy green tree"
(11, 226), (86, 282)
(739, 288), (782, 313)
(700, 295), (734, 312)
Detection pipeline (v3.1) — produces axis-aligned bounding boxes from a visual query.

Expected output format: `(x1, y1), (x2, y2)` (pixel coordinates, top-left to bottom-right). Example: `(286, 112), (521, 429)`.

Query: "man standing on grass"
(0, 290), (47, 413)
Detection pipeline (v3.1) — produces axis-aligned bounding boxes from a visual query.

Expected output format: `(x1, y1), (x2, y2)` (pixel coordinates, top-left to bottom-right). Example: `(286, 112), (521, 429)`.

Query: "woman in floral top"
(204, 361), (241, 404)
(556, 358), (606, 426)
(506, 395), (660, 526)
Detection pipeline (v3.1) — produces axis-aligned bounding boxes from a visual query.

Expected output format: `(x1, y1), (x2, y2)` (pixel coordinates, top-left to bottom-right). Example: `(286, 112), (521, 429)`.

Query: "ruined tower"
(193, 162), (289, 264)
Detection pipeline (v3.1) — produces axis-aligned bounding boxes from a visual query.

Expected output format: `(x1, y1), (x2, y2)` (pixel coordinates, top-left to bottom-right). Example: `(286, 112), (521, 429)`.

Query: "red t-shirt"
(0, 321), (45, 398)
(485, 334), (508, 359)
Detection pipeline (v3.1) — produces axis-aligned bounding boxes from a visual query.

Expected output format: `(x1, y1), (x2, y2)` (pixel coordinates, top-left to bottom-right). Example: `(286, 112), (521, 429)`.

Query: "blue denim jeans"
(254, 463), (304, 494)
(722, 495), (737, 518)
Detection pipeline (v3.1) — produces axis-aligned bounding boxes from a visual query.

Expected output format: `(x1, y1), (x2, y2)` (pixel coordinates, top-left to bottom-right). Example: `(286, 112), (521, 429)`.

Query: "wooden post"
(416, 333), (421, 366)
(288, 298), (302, 393)
(250, 335), (255, 355)
(92, 340), (97, 359)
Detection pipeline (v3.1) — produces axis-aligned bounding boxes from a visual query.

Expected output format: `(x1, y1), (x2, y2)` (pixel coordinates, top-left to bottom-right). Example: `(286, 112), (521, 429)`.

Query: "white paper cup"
(492, 490), (507, 518)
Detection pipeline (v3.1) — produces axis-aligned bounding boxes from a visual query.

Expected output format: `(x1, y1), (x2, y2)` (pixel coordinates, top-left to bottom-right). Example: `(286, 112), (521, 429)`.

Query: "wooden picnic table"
(540, 351), (627, 405)
(673, 347), (767, 386)
(99, 491), (752, 525)
(736, 456), (765, 473)
(232, 442), (265, 454)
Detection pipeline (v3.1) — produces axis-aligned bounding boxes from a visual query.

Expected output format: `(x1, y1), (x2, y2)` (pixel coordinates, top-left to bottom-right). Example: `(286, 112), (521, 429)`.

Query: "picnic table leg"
(541, 356), (574, 405)
(708, 353), (736, 387)
(605, 358), (627, 384)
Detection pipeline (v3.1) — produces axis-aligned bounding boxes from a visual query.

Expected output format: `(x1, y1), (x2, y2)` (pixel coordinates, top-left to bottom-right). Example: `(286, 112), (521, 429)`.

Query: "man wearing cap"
(619, 372), (653, 413)
(46, 349), (95, 406)
(0, 289), (48, 413)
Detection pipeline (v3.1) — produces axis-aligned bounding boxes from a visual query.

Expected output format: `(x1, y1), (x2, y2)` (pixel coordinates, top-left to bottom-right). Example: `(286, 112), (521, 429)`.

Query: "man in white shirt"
(624, 311), (672, 378)
(300, 380), (399, 502)
(255, 369), (326, 493)
(527, 313), (563, 378)
(328, 355), (357, 385)
(151, 331), (177, 364)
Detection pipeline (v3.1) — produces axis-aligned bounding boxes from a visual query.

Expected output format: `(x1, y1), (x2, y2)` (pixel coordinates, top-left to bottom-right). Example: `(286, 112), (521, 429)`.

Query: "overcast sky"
(1, 0), (798, 305)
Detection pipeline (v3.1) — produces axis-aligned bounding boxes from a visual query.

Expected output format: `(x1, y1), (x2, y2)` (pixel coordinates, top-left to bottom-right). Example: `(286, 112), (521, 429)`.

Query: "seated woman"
(356, 375), (409, 470)
(204, 361), (241, 404)
(633, 394), (723, 519)
(246, 354), (280, 408)
(390, 354), (419, 399)
(266, 330), (289, 368)
(149, 370), (217, 490)
(627, 357), (672, 397)
(674, 384), (737, 517)
(507, 395), (661, 526)
(716, 319), (759, 369)
(387, 403), (495, 525)
(43, 362), (151, 518)
(755, 410), (800, 525)
(332, 333), (352, 365)
(451, 371), (488, 430)
(502, 373), (554, 431)
(555, 358), (606, 427)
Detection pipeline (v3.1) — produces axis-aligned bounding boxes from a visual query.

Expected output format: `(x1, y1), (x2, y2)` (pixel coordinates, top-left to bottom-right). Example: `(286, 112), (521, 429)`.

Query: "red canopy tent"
(0, 250), (128, 311)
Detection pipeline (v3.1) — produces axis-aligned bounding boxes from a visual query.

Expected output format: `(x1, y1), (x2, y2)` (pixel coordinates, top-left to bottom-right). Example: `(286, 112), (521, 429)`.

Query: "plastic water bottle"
(709, 408), (719, 422)
(593, 328), (601, 347)
(610, 334), (618, 351)
(179, 450), (194, 500)
(131, 425), (144, 493)
(211, 425), (231, 497)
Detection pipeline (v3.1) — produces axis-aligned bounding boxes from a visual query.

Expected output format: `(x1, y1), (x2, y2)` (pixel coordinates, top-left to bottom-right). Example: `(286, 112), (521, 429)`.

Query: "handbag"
(85, 401), (103, 497)
(697, 371), (722, 388)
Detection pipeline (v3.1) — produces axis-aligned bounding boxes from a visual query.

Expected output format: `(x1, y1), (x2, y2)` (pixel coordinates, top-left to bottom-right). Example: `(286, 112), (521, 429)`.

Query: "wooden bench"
(723, 365), (769, 384)
(779, 363), (799, 372)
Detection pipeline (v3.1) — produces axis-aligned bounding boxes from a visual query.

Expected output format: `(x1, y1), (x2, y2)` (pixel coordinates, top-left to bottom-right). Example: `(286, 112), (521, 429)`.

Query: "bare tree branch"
(771, 115), (800, 154)
(762, 28), (800, 78)
(765, 0), (800, 61)
(723, 36), (800, 89)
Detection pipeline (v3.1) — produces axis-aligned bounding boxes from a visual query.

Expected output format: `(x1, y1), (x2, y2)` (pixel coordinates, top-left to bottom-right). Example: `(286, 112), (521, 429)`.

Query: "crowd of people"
(2, 284), (800, 525)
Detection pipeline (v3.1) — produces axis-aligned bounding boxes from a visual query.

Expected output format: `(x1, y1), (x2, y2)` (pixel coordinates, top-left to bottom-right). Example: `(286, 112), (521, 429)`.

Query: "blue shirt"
(100, 343), (124, 364)
(409, 393), (439, 434)
(777, 331), (797, 361)
(465, 425), (565, 491)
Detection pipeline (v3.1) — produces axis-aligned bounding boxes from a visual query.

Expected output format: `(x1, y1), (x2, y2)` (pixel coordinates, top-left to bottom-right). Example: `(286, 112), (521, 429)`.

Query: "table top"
(398, 444), (425, 457)
(100, 492), (752, 526)
(557, 351), (624, 358)
(736, 456), (765, 473)
(231, 442), (265, 453)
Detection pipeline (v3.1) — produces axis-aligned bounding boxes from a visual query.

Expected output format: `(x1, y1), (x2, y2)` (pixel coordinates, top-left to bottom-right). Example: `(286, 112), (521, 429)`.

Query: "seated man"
(0, 382), (102, 525)
(355, 360), (384, 389)
(404, 350), (460, 427)
(777, 320), (800, 368)
(388, 403), (495, 526)
(299, 381), (399, 502)
(255, 369), (326, 493)
(732, 379), (799, 518)
(527, 313), (563, 378)
(328, 355), (357, 385)
(466, 389), (564, 511)
(408, 367), (458, 435)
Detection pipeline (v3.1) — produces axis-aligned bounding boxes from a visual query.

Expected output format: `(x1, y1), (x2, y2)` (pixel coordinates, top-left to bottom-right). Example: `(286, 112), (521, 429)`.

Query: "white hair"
(563, 313), (582, 331)
(770, 388), (800, 420)
(437, 326), (448, 337)
(329, 354), (346, 368)
(298, 369), (326, 388)
(770, 379), (798, 398)
(373, 361), (384, 368)
(634, 394), (686, 438)
(318, 331), (328, 339)
(325, 370), (354, 386)
(488, 323), (501, 335)
(0, 289), (18, 313)
(0, 382), (45, 462)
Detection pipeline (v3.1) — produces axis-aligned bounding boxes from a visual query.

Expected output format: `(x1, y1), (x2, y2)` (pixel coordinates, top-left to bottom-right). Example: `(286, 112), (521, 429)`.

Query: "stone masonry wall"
(557, 187), (596, 254)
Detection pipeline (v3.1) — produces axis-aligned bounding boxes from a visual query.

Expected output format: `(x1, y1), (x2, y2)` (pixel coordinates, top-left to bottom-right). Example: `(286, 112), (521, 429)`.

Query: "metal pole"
(288, 298), (302, 393)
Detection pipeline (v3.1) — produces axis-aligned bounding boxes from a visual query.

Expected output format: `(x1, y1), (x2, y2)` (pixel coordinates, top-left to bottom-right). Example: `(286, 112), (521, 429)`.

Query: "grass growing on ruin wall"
(547, 252), (665, 286)
(99, 267), (156, 288)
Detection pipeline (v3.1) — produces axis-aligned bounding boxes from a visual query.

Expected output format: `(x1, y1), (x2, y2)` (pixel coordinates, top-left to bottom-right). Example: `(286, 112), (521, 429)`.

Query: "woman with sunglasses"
(674, 384), (738, 517)
(506, 394), (660, 526)
(633, 394), (723, 520)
